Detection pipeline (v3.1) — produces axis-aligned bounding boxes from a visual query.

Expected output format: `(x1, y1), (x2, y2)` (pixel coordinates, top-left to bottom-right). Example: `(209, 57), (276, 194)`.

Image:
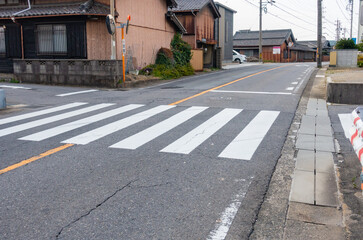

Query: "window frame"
(35, 23), (68, 56)
(0, 0), (21, 6)
(0, 27), (5, 56)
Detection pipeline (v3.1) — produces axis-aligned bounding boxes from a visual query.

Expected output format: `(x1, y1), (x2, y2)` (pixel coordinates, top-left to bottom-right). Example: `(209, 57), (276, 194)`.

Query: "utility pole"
(259, 1), (275, 64)
(336, 20), (341, 41)
(317, 0), (322, 68)
(259, 0), (262, 63)
(110, 0), (116, 60)
(349, 0), (354, 39)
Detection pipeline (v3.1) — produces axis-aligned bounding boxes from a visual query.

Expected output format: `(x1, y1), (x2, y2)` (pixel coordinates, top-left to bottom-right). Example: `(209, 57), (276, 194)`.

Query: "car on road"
(233, 50), (246, 64)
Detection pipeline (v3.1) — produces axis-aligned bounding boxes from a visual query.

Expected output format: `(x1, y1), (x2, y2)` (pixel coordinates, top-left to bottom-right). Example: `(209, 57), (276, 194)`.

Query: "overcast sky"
(216, 0), (360, 41)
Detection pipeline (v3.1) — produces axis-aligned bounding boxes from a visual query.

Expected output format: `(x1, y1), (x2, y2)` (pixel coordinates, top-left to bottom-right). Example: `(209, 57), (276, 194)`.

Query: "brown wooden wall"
(86, 18), (111, 60)
(178, 15), (195, 34)
(195, 6), (215, 43)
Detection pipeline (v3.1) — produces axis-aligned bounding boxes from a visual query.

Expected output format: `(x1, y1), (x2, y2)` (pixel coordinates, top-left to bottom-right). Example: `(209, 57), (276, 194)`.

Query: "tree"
(335, 38), (357, 49)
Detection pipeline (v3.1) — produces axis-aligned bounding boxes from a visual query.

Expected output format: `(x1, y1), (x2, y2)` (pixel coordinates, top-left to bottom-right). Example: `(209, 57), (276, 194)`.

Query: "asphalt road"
(0, 63), (315, 239)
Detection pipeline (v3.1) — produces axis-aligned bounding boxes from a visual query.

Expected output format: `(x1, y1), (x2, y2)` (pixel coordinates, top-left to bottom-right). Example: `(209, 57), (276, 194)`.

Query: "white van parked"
(233, 50), (246, 64)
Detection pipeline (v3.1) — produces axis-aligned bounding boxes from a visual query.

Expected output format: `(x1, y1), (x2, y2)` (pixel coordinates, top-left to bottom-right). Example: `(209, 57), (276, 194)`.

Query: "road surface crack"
(55, 179), (137, 239)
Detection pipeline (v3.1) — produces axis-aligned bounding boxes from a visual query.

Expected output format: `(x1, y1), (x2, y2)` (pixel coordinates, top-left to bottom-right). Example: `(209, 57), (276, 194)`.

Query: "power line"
(272, 4), (317, 27)
(336, 0), (350, 20)
(242, 0), (316, 33)
(277, 2), (316, 22)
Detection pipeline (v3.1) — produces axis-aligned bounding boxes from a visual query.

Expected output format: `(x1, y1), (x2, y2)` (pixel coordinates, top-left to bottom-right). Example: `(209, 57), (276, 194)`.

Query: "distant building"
(215, 2), (236, 63)
(297, 39), (332, 61)
(233, 29), (316, 62)
(171, 0), (221, 67)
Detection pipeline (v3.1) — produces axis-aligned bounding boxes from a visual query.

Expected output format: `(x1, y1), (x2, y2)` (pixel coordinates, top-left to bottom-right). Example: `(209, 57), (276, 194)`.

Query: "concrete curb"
(327, 82), (363, 104)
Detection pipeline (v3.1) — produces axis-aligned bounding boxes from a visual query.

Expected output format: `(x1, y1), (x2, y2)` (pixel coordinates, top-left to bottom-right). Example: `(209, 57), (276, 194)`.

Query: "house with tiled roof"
(233, 29), (316, 62)
(0, 0), (184, 77)
(171, 0), (220, 67)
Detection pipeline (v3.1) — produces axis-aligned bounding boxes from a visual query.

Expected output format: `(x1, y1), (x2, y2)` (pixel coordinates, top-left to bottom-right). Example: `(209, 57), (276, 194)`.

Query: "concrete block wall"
(334, 49), (358, 67)
(13, 59), (123, 88)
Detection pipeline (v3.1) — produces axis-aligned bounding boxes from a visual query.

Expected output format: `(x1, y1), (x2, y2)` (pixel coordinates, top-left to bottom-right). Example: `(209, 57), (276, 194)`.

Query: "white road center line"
(0, 85), (31, 90)
(219, 111), (280, 160)
(211, 90), (292, 95)
(0, 102), (87, 125)
(286, 87), (294, 91)
(207, 181), (251, 240)
(161, 108), (242, 154)
(19, 104), (143, 141)
(0, 103), (114, 138)
(291, 82), (298, 85)
(110, 106), (208, 150)
(63, 105), (175, 145)
(338, 114), (353, 139)
(56, 89), (99, 97)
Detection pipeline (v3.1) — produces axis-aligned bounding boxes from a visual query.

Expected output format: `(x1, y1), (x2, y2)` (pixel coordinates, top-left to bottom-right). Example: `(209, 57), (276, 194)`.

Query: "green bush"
(358, 61), (363, 67)
(155, 48), (174, 66)
(335, 38), (357, 49)
(140, 33), (194, 80)
(171, 33), (192, 66)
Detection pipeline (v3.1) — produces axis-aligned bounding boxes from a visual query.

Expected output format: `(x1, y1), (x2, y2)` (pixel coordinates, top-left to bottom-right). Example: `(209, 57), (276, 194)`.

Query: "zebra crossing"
(0, 102), (281, 161)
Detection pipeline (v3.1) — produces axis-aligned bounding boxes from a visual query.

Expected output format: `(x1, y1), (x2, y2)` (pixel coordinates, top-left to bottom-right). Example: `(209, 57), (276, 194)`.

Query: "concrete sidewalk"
(250, 67), (347, 239)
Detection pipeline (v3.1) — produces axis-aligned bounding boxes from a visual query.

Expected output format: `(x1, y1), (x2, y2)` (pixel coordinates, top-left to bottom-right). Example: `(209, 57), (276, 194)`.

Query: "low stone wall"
(330, 49), (358, 68)
(327, 82), (363, 104)
(13, 59), (123, 88)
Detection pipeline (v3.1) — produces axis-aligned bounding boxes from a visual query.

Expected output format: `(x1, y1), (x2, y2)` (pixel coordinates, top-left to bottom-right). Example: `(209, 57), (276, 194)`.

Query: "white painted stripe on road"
(56, 89), (99, 97)
(110, 106), (208, 150)
(161, 108), (242, 155)
(286, 87), (294, 91)
(219, 111), (280, 160)
(19, 104), (143, 141)
(291, 82), (298, 85)
(339, 114), (353, 139)
(211, 90), (292, 95)
(0, 85), (31, 90)
(207, 182), (251, 240)
(63, 105), (175, 145)
(0, 102), (87, 125)
(0, 103), (114, 138)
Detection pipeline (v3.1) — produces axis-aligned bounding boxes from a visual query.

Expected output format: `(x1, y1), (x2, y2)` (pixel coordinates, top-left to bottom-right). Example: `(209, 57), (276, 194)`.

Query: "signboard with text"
(273, 46), (281, 55)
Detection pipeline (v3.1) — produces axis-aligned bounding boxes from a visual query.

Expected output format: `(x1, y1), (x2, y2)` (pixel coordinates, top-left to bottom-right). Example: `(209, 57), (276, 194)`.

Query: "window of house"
(0, 28), (5, 55)
(0, 0), (20, 5)
(36, 24), (67, 55)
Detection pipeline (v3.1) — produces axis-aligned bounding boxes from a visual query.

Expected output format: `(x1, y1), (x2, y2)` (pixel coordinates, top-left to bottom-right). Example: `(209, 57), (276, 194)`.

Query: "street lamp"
(259, 0), (275, 63)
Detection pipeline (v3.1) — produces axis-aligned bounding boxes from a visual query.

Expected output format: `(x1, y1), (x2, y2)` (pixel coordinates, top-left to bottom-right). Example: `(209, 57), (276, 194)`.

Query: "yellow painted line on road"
(169, 65), (287, 106)
(0, 144), (74, 175)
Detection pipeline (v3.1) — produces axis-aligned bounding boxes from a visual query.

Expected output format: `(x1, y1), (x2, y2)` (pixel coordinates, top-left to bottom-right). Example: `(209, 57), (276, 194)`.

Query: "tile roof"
(171, 0), (220, 17)
(290, 43), (316, 52)
(0, 1), (110, 18)
(233, 29), (294, 47)
(172, 0), (210, 11)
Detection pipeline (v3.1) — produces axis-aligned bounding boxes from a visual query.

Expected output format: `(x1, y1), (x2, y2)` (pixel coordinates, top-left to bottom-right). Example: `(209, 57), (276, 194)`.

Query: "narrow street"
(0, 63), (315, 239)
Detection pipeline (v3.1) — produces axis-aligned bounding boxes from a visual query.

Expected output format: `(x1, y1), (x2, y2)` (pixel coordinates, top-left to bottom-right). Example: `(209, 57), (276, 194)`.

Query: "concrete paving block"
(316, 152), (334, 173)
(317, 99), (327, 110)
(295, 150), (315, 172)
(287, 202), (343, 226)
(316, 109), (329, 118)
(316, 135), (335, 152)
(316, 172), (339, 207)
(296, 134), (315, 150)
(284, 219), (346, 240)
(299, 115), (315, 135)
(316, 116), (331, 126)
(290, 170), (314, 204)
(316, 125), (333, 136)
(306, 108), (317, 116)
